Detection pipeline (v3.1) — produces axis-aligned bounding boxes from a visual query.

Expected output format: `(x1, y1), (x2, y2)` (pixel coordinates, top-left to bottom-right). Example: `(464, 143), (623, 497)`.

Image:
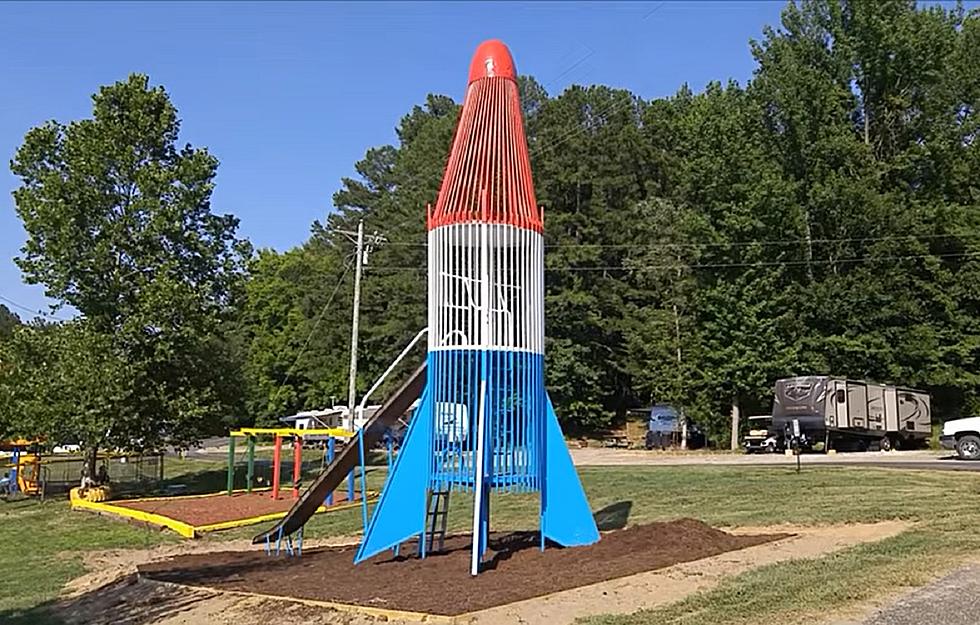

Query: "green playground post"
(245, 435), (255, 493)
(226, 434), (237, 495)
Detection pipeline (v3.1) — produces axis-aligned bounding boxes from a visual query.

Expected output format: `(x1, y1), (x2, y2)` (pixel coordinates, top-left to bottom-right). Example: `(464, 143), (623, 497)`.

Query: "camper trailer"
(772, 376), (931, 451)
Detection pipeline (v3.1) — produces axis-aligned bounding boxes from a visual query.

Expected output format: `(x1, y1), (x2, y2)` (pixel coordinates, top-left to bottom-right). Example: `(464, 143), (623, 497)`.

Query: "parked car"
(940, 417), (980, 460)
(643, 404), (706, 450)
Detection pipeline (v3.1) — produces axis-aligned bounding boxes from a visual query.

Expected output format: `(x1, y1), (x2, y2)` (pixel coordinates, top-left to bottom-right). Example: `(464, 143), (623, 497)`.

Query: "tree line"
(2, 1), (979, 461)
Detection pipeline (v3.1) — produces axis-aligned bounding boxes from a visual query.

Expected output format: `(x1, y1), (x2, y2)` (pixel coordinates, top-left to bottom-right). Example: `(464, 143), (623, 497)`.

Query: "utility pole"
(336, 220), (386, 430)
(348, 220), (364, 428)
(674, 303), (687, 450)
(673, 257), (688, 451)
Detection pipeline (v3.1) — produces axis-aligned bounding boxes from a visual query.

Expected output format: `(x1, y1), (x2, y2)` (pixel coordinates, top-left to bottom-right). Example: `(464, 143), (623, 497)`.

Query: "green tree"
(0, 321), (129, 455)
(238, 246), (350, 422)
(532, 85), (655, 427)
(0, 305), (19, 339)
(8, 74), (250, 473)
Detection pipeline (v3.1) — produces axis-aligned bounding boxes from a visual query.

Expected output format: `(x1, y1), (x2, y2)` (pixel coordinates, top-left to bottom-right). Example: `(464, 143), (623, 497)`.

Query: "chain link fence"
(40, 453), (164, 497)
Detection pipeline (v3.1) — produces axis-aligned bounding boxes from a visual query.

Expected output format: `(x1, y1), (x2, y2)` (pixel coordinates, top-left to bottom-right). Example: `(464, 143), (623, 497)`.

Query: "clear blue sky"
(1, 1), (801, 319)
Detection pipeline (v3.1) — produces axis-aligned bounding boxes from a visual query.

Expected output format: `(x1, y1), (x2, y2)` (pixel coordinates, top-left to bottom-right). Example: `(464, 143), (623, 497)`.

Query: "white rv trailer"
(772, 376), (931, 451)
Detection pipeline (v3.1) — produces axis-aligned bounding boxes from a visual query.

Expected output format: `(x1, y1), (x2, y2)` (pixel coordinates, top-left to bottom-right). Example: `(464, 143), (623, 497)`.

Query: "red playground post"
(271, 434), (282, 499)
(292, 435), (302, 499)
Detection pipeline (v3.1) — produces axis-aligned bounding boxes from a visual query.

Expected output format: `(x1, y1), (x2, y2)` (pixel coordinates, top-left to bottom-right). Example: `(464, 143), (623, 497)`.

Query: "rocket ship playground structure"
(254, 40), (599, 575)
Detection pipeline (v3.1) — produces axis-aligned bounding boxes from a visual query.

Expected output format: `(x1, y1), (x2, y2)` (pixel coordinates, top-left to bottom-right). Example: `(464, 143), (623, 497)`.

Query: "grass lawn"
(3, 457), (980, 624)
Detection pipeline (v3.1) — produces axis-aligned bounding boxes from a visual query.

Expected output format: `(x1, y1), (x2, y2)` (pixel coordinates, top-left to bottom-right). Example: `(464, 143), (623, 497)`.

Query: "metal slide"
(251, 363), (426, 545)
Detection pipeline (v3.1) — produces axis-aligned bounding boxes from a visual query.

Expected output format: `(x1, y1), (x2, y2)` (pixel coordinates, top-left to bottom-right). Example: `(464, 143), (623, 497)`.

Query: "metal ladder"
(425, 489), (451, 553)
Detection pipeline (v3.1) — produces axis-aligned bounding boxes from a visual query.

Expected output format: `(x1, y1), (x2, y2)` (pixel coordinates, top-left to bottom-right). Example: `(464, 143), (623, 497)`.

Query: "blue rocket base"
(354, 386), (433, 563)
(542, 395), (600, 546)
(354, 384), (599, 564)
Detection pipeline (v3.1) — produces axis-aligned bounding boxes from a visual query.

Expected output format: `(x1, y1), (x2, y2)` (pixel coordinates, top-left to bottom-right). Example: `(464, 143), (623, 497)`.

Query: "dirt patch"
(112, 491), (353, 527)
(138, 518), (784, 616)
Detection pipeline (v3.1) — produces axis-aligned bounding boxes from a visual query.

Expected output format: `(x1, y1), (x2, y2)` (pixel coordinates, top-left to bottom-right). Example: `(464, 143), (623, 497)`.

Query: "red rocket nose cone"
(468, 39), (516, 84)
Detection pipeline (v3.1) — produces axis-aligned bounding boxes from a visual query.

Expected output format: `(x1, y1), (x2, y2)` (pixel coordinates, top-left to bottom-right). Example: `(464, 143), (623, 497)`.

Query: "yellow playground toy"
(0, 439), (43, 497)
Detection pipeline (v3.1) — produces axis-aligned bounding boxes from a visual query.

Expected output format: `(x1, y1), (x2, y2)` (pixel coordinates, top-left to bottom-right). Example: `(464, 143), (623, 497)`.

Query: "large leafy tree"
(8, 74), (250, 471)
(0, 321), (129, 451)
(0, 305), (19, 339)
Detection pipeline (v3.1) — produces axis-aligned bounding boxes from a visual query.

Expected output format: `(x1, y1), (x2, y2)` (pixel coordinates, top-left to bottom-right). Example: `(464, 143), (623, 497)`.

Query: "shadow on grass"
(0, 604), (64, 625)
(594, 500), (633, 531)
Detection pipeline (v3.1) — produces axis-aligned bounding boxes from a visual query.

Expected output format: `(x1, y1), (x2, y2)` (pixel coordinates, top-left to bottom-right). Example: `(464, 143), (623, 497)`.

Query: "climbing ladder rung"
(425, 489), (451, 553)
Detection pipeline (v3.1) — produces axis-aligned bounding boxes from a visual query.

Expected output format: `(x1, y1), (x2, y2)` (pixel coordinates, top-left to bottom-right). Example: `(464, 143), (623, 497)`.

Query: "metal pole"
(471, 379), (488, 576)
(10, 447), (19, 495)
(358, 327), (428, 415)
(226, 435), (236, 495)
(358, 429), (369, 532)
(347, 219), (365, 429)
(271, 435), (282, 500)
(246, 436), (255, 493)
(674, 303), (688, 450)
(325, 437), (335, 506)
(292, 435), (302, 499)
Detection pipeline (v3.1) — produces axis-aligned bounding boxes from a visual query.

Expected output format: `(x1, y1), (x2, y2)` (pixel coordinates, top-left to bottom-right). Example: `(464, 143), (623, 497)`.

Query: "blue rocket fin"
(541, 393), (600, 546)
(354, 386), (433, 563)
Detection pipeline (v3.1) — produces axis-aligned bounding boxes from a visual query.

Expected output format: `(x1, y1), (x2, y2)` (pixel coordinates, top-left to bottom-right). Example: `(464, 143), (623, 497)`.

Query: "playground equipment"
(225, 427), (358, 500)
(2, 443), (163, 500)
(355, 39), (599, 575)
(252, 365), (426, 551)
(253, 40), (599, 573)
(0, 439), (42, 497)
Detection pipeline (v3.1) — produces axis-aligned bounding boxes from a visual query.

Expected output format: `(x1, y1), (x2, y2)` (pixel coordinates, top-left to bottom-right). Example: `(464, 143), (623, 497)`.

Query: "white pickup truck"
(940, 417), (980, 460)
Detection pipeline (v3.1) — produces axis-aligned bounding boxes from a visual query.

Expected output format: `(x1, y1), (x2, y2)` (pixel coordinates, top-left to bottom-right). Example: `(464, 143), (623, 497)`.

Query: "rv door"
(833, 380), (849, 429)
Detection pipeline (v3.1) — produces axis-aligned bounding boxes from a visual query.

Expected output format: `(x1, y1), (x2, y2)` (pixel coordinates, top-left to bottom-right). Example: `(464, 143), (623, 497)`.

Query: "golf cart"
(743, 415), (778, 454)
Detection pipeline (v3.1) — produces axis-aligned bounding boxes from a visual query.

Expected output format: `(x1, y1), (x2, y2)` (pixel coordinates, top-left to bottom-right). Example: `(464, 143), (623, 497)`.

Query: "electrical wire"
(363, 250), (980, 273)
(270, 263), (352, 406)
(380, 231), (980, 249)
(0, 294), (70, 321)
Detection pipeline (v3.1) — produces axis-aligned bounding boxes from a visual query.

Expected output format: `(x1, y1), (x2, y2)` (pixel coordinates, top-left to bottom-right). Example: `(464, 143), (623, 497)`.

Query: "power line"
(0, 294), (70, 321)
(540, 44), (596, 95)
(568, 250), (980, 271)
(364, 250), (980, 273)
(642, 2), (665, 20)
(381, 231), (980, 250)
(530, 92), (640, 160)
(270, 263), (352, 406)
(547, 232), (980, 249)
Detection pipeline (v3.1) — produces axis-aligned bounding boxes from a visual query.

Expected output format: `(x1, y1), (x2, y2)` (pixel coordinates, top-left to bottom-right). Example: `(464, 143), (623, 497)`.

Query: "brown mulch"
(138, 518), (788, 615)
(113, 491), (353, 527)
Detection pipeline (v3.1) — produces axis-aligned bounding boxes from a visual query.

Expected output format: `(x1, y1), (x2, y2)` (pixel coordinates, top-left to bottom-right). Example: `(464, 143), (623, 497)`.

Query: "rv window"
(836, 389), (846, 404)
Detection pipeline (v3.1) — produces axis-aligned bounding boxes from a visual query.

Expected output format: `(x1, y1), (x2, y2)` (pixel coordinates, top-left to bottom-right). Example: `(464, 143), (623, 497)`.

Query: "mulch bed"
(114, 491), (353, 527)
(138, 518), (788, 615)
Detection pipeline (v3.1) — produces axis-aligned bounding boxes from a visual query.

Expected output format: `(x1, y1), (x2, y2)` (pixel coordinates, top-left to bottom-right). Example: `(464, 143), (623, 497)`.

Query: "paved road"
(569, 448), (980, 471)
(843, 564), (980, 625)
(180, 440), (980, 471)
